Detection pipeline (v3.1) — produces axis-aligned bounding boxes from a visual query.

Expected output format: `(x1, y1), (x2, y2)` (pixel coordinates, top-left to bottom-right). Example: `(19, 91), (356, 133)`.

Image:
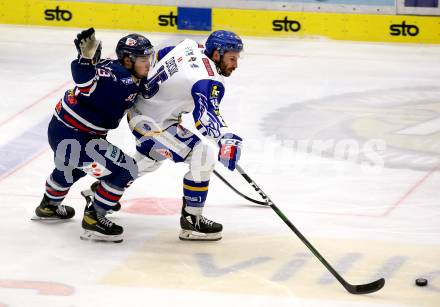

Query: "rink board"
(1, 0), (440, 43)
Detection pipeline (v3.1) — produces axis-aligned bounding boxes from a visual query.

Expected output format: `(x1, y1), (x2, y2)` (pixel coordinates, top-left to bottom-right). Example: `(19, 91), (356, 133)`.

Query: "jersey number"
(97, 68), (112, 77)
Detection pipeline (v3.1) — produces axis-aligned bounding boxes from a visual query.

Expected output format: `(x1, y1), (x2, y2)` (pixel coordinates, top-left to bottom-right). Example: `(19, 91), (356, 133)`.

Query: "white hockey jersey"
(128, 39), (229, 142)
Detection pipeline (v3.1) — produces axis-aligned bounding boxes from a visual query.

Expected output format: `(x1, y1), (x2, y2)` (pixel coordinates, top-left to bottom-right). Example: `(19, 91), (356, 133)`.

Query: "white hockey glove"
(218, 133), (242, 171)
(74, 27), (102, 63)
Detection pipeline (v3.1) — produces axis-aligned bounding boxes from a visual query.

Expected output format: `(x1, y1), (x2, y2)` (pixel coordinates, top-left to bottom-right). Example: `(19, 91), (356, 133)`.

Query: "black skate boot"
(32, 195), (75, 221)
(80, 203), (123, 243)
(179, 198), (222, 241)
(81, 181), (121, 214)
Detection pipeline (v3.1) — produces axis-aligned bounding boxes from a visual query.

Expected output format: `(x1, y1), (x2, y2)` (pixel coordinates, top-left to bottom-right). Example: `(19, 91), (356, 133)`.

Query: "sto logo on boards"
(158, 12), (177, 27)
(44, 6), (72, 21)
(272, 17), (301, 32)
(389, 21), (419, 36)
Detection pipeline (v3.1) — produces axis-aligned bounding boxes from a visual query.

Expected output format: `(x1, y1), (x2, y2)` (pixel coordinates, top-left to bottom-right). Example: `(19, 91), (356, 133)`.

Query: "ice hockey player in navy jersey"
(32, 28), (154, 243)
(126, 30), (244, 241)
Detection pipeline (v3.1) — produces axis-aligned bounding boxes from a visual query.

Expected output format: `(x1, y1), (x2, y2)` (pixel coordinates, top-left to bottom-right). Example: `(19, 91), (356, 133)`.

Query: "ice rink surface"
(0, 25), (439, 306)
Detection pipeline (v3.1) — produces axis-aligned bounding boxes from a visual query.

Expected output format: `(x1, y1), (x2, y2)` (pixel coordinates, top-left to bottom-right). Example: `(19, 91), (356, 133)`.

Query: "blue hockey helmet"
(116, 33), (154, 61)
(205, 30), (243, 57)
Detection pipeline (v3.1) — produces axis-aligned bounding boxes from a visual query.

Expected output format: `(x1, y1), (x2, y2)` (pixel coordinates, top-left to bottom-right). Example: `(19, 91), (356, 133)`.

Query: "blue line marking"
(0, 117), (50, 178)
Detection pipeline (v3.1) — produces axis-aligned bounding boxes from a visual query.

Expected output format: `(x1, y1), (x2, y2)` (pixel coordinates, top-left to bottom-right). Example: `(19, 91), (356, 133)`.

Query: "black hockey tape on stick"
(235, 164), (385, 295)
(213, 170), (268, 206)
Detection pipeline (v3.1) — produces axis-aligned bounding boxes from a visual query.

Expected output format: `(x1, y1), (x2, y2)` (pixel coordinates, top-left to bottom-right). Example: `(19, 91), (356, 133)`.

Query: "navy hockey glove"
(74, 28), (102, 63)
(218, 133), (242, 171)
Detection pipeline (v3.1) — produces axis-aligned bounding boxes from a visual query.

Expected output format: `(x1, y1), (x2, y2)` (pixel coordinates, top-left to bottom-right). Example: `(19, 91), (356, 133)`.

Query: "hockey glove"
(74, 28), (102, 64)
(218, 133), (242, 171)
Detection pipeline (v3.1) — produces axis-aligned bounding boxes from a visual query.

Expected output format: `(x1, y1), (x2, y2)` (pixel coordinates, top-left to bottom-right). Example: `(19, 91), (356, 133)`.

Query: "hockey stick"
(213, 170), (268, 206)
(235, 164), (385, 295)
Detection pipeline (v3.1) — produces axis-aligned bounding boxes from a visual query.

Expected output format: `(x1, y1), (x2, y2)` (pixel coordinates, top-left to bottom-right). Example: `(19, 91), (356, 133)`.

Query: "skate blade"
(31, 215), (71, 223)
(80, 230), (123, 243)
(179, 230), (222, 241)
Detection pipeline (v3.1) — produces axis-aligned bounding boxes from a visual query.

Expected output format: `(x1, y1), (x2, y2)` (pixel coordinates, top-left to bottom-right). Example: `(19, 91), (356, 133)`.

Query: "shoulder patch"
(210, 84), (220, 98)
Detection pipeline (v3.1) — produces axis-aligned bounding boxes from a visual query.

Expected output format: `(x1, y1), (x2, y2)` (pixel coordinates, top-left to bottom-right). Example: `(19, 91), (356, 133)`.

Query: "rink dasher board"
(1, 1), (440, 44)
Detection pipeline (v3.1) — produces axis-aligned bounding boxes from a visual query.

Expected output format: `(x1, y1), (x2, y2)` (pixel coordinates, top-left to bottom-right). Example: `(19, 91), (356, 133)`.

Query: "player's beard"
(218, 60), (234, 77)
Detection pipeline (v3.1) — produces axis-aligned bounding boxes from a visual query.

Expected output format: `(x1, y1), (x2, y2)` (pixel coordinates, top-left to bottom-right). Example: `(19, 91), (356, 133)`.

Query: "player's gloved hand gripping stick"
(214, 133), (268, 205)
(217, 133), (242, 171)
(233, 164), (385, 295)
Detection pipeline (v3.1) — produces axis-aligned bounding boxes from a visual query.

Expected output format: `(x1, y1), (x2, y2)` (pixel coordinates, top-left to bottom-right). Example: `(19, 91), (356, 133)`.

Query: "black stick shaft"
(235, 165), (384, 294)
(213, 170), (268, 206)
(235, 166), (347, 283)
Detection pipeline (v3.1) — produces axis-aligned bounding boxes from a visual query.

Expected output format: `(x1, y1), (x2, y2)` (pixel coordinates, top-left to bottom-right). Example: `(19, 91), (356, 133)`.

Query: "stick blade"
(346, 278), (385, 295)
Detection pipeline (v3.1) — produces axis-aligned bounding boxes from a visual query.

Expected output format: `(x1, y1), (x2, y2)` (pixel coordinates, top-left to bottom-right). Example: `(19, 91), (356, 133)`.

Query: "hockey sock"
(92, 181), (124, 214)
(44, 175), (71, 204)
(183, 178), (209, 216)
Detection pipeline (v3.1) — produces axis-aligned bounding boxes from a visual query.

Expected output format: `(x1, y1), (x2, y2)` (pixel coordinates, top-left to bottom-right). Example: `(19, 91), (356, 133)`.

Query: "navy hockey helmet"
(116, 33), (154, 61)
(204, 30), (243, 57)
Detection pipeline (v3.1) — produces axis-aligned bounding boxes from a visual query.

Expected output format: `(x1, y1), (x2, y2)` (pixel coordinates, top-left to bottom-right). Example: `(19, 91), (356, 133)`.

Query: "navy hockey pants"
(44, 116), (138, 211)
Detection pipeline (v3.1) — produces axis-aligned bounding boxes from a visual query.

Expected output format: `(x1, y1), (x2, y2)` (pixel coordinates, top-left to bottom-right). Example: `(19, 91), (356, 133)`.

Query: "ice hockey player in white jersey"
(127, 30), (244, 241)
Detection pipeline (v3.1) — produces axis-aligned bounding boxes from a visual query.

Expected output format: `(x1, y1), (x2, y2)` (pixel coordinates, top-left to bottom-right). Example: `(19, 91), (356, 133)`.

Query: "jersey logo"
(120, 77), (134, 85)
(184, 47), (194, 56)
(210, 85), (220, 98)
(202, 58), (214, 76)
(66, 90), (78, 105)
(156, 148), (173, 159)
(104, 144), (122, 163)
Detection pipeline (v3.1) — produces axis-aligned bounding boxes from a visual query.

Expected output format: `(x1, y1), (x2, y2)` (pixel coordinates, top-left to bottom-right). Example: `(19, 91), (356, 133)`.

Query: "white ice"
(0, 25), (439, 307)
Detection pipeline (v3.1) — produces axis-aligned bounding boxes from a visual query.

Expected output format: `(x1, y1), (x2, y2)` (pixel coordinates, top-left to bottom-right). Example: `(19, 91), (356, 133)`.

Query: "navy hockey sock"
(44, 175), (71, 204)
(92, 181), (124, 213)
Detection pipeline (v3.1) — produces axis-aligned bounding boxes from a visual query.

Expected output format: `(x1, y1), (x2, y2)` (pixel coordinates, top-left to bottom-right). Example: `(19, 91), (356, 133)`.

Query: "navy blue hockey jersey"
(54, 58), (145, 135)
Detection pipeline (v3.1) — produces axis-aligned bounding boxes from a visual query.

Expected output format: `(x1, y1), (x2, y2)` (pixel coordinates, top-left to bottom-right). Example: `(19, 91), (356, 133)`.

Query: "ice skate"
(179, 198), (222, 241)
(80, 203), (123, 243)
(31, 195), (75, 221)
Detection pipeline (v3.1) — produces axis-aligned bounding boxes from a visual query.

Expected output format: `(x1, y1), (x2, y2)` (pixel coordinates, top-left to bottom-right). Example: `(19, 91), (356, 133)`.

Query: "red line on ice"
(0, 80), (71, 128)
(0, 148), (49, 183)
(381, 164), (440, 217)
